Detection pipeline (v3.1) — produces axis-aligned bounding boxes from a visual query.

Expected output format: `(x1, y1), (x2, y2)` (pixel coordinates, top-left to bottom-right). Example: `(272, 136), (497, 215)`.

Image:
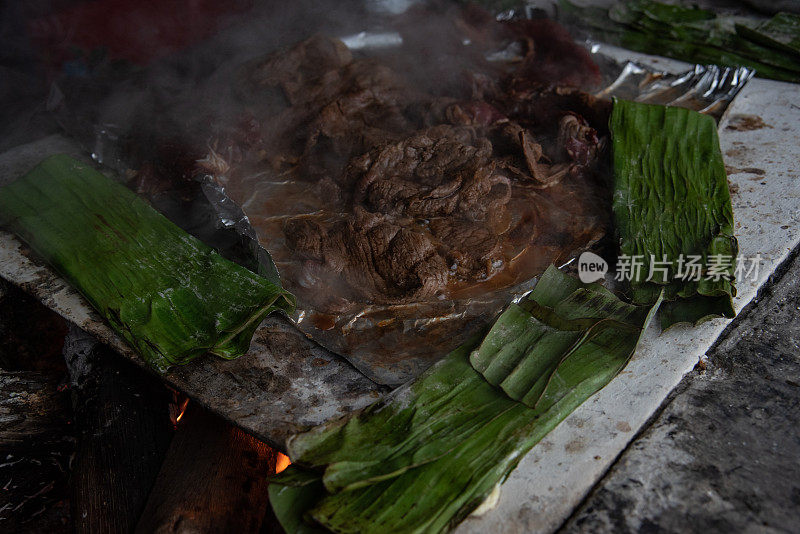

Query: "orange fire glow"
(276, 453), (291, 474)
(175, 398), (190, 423)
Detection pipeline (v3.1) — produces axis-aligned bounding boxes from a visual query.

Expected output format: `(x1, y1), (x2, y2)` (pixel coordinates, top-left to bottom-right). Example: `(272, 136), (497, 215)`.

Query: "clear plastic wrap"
(197, 37), (750, 385)
(90, 9), (752, 385)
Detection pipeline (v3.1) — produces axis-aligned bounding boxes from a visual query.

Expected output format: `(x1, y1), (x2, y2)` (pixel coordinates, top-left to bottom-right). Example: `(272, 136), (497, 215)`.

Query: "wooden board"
(134, 403), (278, 533)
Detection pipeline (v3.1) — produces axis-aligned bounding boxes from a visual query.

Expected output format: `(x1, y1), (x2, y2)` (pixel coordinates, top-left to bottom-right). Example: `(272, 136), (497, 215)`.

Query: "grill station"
(2, 1), (800, 532)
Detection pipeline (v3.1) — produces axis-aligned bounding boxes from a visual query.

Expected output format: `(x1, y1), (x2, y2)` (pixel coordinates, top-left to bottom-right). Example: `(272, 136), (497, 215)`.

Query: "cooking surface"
(1, 39), (799, 534)
(184, 20), (614, 385)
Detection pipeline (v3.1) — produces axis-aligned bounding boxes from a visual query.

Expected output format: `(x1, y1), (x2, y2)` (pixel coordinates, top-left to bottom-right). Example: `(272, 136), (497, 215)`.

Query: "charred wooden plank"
(0, 370), (71, 455)
(0, 277), (73, 532)
(65, 327), (174, 534)
(0, 371), (73, 532)
(134, 403), (278, 533)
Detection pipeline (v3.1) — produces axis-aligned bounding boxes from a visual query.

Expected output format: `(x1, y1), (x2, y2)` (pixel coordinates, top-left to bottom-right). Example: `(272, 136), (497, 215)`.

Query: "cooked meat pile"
(197, 13), (611, 317)
(122, 6), (615, 381)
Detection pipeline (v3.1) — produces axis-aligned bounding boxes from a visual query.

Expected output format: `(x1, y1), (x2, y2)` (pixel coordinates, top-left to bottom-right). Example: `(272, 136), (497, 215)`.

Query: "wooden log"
(135, 403), (278, 533)
(66, 327), (174, 534)
(0, 277), (68, 374)
(0, 370), (73, 532)
(0, 278), (73, 531)
(0, 371), (70, 447)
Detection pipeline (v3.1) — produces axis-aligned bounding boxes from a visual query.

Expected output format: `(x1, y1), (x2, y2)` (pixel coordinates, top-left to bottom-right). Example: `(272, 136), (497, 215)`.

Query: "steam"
(90, 1), (419, 160)
(83, 0), (500, 172)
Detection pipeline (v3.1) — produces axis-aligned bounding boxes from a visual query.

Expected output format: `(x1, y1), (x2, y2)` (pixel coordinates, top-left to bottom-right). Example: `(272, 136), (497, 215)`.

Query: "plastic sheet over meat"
(89, 6), (751, 385)
(195, 22), (614, 383)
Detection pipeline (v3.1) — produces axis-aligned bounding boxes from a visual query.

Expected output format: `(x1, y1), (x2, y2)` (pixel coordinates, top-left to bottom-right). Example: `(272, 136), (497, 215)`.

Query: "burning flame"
(175, 398), (189, 423)
(168, 388), (191, 426)
(275, 453), (291, 474)
(171, 397), (190, 425)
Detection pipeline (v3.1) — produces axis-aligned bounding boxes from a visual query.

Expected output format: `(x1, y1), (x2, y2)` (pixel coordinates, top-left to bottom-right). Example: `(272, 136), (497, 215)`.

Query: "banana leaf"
(560, 0), (800, 82)
(269, 470), (328, 534)
(285, 334), (510, 493)
(611, 3), (800, 73)
(0, 154), (295, 371)
(269, 266), (659, 534)
(616, 32), (800, 82)
(469, 266), (653, 406)
(608, 0), (713, 26)
(736, 13), (800, 59)
(610, 99), (737, 328)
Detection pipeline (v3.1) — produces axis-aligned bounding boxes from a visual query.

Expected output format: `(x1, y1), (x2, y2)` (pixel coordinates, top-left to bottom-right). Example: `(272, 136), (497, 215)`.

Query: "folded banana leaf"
(0, 154), (295, 371)
(269, 266), (659, 534)
(285, 334), (506, 493)
(470, 266), (654, 405)
(736, 13), (800, 58)
(610, 99), (737, 328)
(560, 0), (800, 82)
(609, 2), (800, 73)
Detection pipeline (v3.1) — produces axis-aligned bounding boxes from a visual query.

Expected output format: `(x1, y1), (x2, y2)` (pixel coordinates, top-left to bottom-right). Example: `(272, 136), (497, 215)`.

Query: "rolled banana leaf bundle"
(736, 13), (800, 59)
(270, 266), (660, 534)
(0, 154), (295, 371)
(560, 0), (800, 83)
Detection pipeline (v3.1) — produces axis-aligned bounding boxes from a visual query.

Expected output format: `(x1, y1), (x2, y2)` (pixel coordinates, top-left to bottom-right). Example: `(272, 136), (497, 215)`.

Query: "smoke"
(0, 0), (519, 171)
(103, 1), (530, 149)
(89, 0), (429, 163)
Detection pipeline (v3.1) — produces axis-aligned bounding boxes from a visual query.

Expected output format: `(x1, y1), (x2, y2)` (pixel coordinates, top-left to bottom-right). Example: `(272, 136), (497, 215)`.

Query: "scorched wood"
(134, 403), (277, 533)
(65, 327), (174, 534)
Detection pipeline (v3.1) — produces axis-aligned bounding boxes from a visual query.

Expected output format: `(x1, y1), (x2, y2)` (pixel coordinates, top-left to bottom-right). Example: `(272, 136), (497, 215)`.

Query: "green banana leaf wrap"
(0, 154), (295, 371)
(470, 266), (655, 406)
(269, 266), (660, 534)
(559, 0), (800, 82)
(735, 13), (800, 59)
(610, 99), (737, 328)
